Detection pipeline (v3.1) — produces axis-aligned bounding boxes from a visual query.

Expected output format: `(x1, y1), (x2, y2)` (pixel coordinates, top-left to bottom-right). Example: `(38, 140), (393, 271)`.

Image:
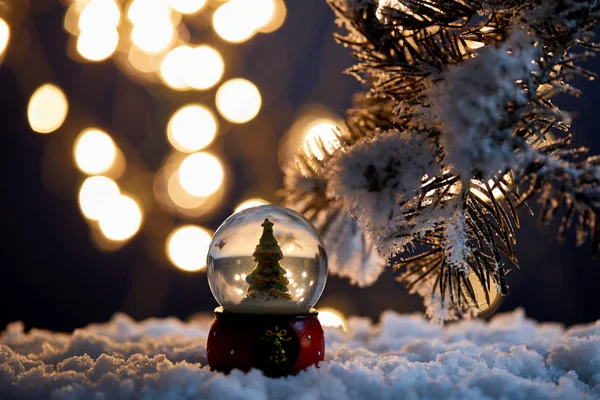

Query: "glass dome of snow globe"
(207, 205), (327, 314)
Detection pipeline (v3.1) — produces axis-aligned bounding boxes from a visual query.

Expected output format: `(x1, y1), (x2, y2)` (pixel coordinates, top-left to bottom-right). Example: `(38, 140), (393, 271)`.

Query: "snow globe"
(206, 205), (328, 376)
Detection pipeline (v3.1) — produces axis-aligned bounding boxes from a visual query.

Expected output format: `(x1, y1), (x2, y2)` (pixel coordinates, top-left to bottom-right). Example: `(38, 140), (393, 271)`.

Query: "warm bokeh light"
(212, 0), (257, 43)
(160, 45), (224, 90)
(79, 0), (121, 32)
(167, 105), (217, 152)
(216, 78), (261, 123)
(166, 225), (212, 272)
(98, 195), (143, 241)
(169, 0), (207, 14)
(186, 46), (224, 90)
(178, 152), (224, 197)
(127, 0), (171, 24)
(78, 176), (121, 220)
(258, 0), (286, 33)
(77, 28), (119, 61)
(27, 84), (69, 134)
(304, 119), (340, 159)
(234, 198), (269, 213)
(248, 0), (276, 30)
(318, 308), (347, 331)
(131, 19), (174, 53)
(469, 272), (501, 313)
(160, 46), (194, 89)
(74, 129), (117, 175)
(0, 18), (9, 55)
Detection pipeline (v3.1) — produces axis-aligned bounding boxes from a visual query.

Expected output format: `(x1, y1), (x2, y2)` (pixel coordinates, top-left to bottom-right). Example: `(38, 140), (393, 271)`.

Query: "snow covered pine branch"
(282, 0), (600, 321)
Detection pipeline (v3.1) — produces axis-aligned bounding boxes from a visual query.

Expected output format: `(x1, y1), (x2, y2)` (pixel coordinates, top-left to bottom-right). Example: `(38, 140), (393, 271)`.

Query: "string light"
(131, 19), (174, 54)
(77, 28), (119, 61)
(186, 46), (224, 90)
(216, 78), (262, 124)
(167, 105), (218, 152)
(0, 18), (10, 56)
(78, 0), (121, 31)
(78, 176), (121, 220)
(178, 152), (224, 197)
(74, 129), (117, 175)
(234, 198), (269, 213)
(168, 0), (207, 14)
(98, 195), (143, 241)
(212, 0), (257, 43)
(160, 46), (194, 90)
(303, 119), (339, 160)
(27, 84), (69, 134)
(166, 225), (213, 272)
(318, 308), (347, 331)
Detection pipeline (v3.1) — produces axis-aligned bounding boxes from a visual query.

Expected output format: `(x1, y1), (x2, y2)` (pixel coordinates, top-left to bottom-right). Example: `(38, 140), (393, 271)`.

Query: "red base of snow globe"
(207, 306), (325, 377)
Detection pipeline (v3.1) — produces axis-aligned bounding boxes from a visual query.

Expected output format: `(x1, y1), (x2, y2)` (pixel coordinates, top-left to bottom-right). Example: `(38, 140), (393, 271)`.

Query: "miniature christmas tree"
(282, 0), (600, 321)
(246, 218), (292, 300)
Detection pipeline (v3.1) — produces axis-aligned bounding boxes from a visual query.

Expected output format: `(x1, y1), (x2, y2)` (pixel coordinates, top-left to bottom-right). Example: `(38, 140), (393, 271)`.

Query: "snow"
(1, 310), (599, 399)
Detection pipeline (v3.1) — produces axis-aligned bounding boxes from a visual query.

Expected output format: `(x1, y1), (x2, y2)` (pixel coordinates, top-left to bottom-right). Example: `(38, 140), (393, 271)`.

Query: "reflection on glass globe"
(207, 205), (327, 314)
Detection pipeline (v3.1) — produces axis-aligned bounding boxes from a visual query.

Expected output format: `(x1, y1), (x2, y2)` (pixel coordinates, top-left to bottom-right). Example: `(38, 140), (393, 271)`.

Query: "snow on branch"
(282, 0), (600, 321)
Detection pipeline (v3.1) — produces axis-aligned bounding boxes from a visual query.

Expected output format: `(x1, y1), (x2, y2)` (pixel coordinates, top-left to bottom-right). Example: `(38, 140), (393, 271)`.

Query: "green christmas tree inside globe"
(207, 205), (328, 314)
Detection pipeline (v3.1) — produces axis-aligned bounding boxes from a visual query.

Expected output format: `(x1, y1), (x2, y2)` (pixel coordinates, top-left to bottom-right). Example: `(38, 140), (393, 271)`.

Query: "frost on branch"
(326, 129), (440, 257)
(282, 0), (600, 321)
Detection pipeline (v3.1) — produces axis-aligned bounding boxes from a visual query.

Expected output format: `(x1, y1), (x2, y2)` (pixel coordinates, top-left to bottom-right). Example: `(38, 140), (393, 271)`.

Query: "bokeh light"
(160, 46), (194, 89)
(74, 129), (117, 175)
(167, 105), (217, 152)
(186, 46), (224, 90)
(169, 0), (207, 14)
(258, 0), (286, 33)
(318, 308), (347, 331)
(166, 225), (212, 272)
(178, 152), (224, 197)
(79, 0), (121, 32)
(27, 84), (69, 134)
(77, 28), (119, 61)
(212, 0), (258, 43)
(78, 176), (121, 220)
(98, 195), (143, 241)
(304, 119), (339, 159)
(0, 18), (10, 55)
(127, 0), (171, 24)
(131, 19), (174, 54)
(234, 198), (269, 213)
(216, 78), (261, 124)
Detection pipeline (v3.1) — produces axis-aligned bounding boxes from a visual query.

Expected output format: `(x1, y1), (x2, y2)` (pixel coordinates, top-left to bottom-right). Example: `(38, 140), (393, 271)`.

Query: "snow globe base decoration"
(206, 205), (328, 377)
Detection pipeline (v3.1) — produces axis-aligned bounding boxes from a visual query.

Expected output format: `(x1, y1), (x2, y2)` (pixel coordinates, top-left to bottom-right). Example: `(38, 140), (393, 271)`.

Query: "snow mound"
(1, 310), (599, 399)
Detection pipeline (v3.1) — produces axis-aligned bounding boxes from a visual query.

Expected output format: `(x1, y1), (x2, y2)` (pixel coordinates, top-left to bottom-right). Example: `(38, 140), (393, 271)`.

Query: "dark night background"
(0, 0), (598, 333)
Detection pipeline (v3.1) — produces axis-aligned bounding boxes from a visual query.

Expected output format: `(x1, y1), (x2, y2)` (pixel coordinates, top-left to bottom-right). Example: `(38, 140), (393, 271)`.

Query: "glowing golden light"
(167, 105), (217, 152)
(304, 119), (339, 159)
(258, 0), (286, 33)
(27, 84), (69, 134)
(469, 272), (501, 313)
(186, 46), (224, 90)
(78, 176), (121, 220)
(160, 45), (194, 89)
(248, 0), (276, 30)
(74, 129), (117, 175)
(234, 198), (269, 213)
(98, 194), (143, 241)
(0, 18), (9, 55)
(77, 28), (119, 61)
(169, 0), (207, 14)
(318, 308), (347, 331)
(166, 225), (212, 272)
(131, 19), (174, 53)
(178, 152), (224, 197)
(212, 0), (257, 43)
(216, 78), (261, 124)
(79, 0), (121, 31)
(127, 0), (171, 24)
(160, 45), (224, 90)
